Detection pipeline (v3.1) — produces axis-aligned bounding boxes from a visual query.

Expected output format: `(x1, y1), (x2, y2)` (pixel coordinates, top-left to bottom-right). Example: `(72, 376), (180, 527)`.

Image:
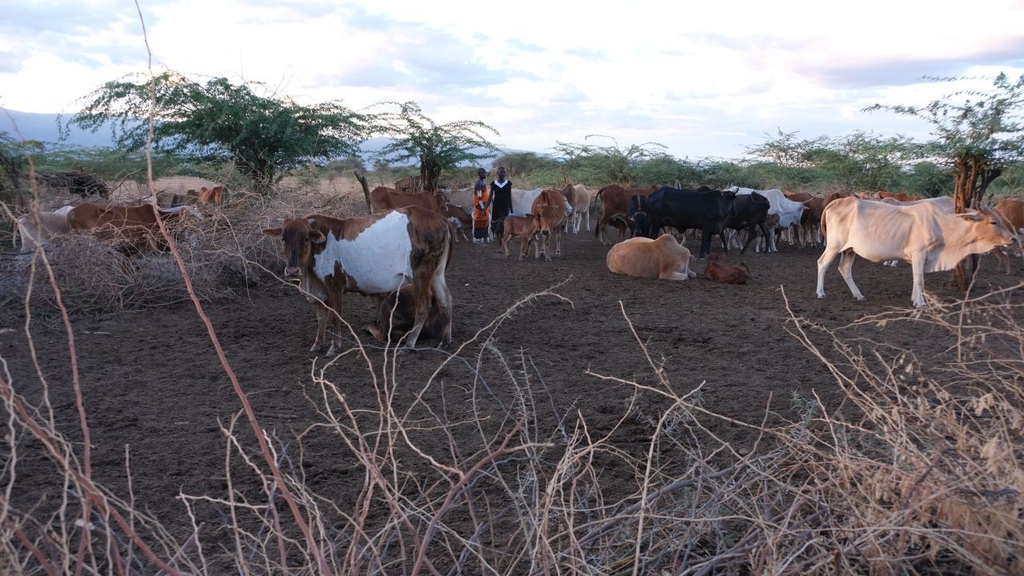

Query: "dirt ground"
(3, 219), (1023, 569)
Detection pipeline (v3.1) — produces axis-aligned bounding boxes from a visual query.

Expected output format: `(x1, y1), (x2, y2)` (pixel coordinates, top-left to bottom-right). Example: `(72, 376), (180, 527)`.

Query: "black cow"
(723, 191), (771, 254)
(629, 186), (737, 258)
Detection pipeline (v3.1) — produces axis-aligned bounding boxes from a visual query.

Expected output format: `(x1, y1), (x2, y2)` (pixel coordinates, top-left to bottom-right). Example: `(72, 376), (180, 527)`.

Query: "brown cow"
(703, 253), (751, 285)
(364, 285), (449, 344)
(594, 184), (657, 244)
(192, 185), (226, 205)
(438, 203), (472, 242)
(500, 214), (541, 260)
(369, 186), (445, 213)
(531, 189), (568, 260)
(991, 198), (1024, 273)
(67, 202), (201, 252)
(606, 234), (697, 280)
(263, 206), (454, 355)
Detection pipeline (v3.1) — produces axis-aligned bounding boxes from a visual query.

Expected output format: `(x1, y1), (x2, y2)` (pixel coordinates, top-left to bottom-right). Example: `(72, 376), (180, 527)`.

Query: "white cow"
(726, 186), (806, 252)
(564, 184), (592, 234)
(14, 205), (75, 249)
(816, 196), (1015, 307)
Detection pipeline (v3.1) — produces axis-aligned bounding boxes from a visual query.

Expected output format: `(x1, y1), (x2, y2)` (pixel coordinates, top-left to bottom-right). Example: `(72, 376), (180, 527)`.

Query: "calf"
(364, 285), (449, 344)
(67, 202), (201, 252)
(703, 253), (751, 285)
(439, 203), (472, 242)
(501, 214), (541, 260)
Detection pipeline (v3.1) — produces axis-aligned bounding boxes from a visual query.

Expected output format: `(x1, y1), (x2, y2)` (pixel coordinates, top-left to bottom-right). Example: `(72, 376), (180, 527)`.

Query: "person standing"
(472, 167), (492, 243)
(489, 166), (512, 240)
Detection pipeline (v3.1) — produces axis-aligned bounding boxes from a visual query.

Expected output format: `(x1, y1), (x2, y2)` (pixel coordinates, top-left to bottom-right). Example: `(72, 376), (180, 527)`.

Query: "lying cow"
(606, 233), (697, 280)
(817, 196), (1015, 307)
(364, 285), (449, 344)
(703, 254), (751, 285)
(501, 214), (541, 260)
(263, 205), (454, 355)
(14, 205), (75, 249)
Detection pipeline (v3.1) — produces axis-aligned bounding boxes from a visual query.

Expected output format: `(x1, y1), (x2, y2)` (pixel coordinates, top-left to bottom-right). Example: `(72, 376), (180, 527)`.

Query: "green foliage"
(551, 136), (667, 186)
(66, 72), (369, 195)
(373, 101), (500, 191)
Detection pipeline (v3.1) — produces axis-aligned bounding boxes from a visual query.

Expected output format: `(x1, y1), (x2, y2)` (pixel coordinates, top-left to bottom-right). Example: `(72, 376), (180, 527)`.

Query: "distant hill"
(1, 110), (115, 148)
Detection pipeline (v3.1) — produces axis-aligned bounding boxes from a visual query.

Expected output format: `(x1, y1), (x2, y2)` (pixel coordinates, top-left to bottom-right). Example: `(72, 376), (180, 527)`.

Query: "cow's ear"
(309, 230), (327, 244)
(957, 211), (983, 222)
(263, 227), (282, 237)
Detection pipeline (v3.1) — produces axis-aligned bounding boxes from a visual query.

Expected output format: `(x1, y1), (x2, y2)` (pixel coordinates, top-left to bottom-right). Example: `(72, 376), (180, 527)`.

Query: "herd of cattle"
(8, 180), (1024, 353)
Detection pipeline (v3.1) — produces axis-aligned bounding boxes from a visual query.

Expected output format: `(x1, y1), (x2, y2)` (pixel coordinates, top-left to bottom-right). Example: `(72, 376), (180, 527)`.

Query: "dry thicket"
(1, 182), (1022, 574)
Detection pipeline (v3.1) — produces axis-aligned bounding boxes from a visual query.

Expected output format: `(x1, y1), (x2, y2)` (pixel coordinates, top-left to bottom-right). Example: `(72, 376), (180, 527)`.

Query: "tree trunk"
(950, 155), (1003, 290)
(353, 170), (371, 213)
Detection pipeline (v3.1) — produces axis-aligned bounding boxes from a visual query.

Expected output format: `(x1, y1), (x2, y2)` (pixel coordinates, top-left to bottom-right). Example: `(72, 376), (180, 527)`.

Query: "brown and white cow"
(67, 202), (201, 251)
(369, 186), (445, 213)
(606, 233), (697, 280)
(817, 196), (1015, 307)
(594, 184), (658, 244)
(563, 183), (592, 234)
(703, 253), (751, 285)
(500, 214), (541, 260)
(14, 205), (74, 249)
(531, 189), (568, 260)
(263, 206), (453, 355)
(364, 285), (449, 344)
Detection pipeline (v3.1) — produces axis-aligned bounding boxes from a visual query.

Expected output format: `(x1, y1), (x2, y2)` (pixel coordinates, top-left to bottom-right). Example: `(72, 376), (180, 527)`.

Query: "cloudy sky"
(2, 0), (1023, 160)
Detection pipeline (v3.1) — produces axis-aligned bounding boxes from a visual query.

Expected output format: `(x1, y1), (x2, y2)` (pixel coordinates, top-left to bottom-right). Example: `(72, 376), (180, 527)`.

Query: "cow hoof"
(817, 294), (825, 299)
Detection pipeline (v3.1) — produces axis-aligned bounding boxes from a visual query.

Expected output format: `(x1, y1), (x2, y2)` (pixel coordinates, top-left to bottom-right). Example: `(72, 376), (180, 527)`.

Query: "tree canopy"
(865, 72), (1024, 211)
(372, 101), (500, 191)
(65, 72), (370, 193)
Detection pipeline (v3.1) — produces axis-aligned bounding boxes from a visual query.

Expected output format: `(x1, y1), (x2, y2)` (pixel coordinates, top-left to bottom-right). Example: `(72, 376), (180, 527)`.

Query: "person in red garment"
(472, 167), (492, 243)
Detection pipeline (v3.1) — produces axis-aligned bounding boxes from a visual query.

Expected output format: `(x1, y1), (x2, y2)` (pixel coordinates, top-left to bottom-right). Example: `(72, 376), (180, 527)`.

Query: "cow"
(727, 186), (807, 252)
(14, 205), (75, 249)
(500, 214), (541, 260)
(606, 233), (697, 280)
(594, 184), (657, 244)
(67, 202), (202, 252)
(703, 253), (751, 285)
(630, 186), (737, 259)
(721, 192), (771, 255)
(992, 198), (1024, 273)
(439, 203), (472, 242)
(511, 188), (545, 217)
(563, 184), (592, 234)
(192, 185), (226, 205)
(530, 189), (568, 260)
(816, 196), (1015, 307)
(369, 186), (445, 213)
(364, 285), (449, 344)
(263, 206), (454, 355)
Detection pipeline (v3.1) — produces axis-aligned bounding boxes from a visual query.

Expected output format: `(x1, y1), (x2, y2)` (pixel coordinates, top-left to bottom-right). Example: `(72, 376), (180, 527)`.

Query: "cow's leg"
(816, 245), (844, 299)
(429, 268), (453, 347)
(910, 255), (927, 307)
(310, 304), (328, 353)
(836, 250), (865, 301)
(323, 296), (346, 357)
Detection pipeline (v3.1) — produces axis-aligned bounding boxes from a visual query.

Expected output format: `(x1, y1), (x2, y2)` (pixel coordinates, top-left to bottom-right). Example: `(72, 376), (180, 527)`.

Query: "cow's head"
(263, 217), (326, 278)
(962, 207), (1016, 249)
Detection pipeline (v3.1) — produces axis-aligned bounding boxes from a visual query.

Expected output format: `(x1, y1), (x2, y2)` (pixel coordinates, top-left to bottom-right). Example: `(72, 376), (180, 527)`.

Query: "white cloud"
(1, 0), (1022, 159)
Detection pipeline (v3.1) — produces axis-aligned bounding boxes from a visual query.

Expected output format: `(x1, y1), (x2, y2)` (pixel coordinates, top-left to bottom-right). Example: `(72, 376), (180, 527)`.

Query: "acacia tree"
(65, 72), (370, 194)
(374, 101), (499, 191)
(551, 136), (668, 187)
(867, 73), (1024, 287)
